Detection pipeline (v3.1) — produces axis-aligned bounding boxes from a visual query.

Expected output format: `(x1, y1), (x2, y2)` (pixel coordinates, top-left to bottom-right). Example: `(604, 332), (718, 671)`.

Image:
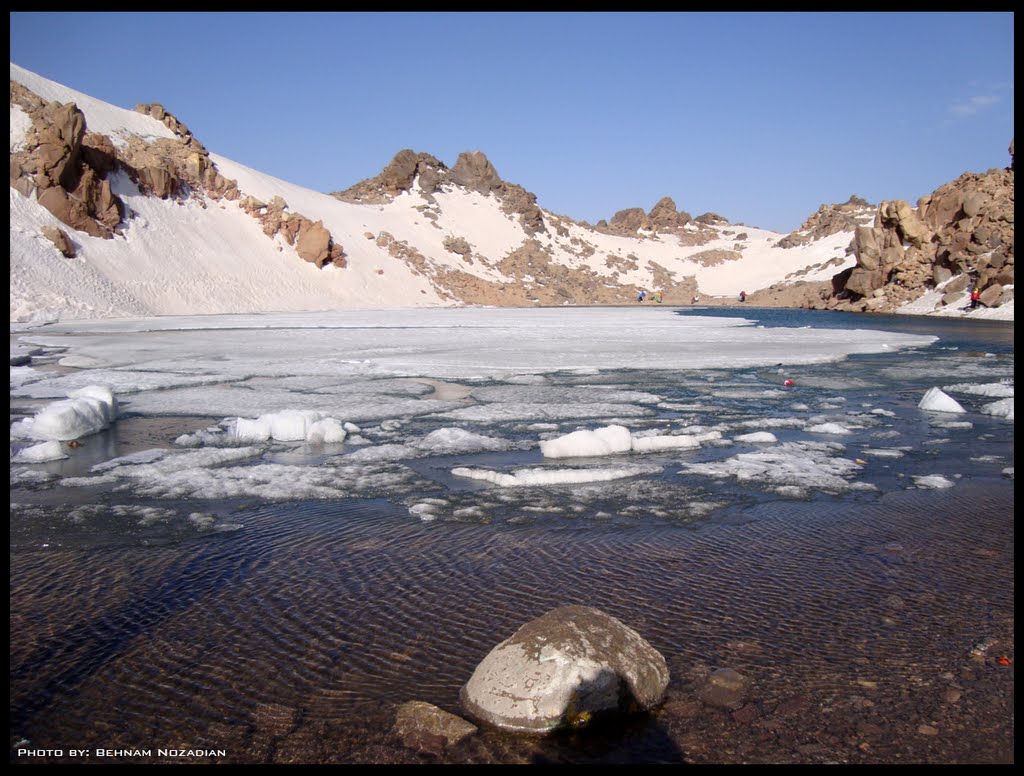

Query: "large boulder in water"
(460, 605), (669, 732)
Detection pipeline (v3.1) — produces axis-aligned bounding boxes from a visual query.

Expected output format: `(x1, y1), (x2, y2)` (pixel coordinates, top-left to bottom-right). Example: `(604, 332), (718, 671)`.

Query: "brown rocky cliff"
(10, 81), (122, 238)
(824, 142), (1013, 313)
(11, 82), (346, 270)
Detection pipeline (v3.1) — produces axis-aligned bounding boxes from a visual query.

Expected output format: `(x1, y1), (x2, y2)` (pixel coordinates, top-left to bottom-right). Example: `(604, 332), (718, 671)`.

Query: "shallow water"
(9, 308), (1014, 764)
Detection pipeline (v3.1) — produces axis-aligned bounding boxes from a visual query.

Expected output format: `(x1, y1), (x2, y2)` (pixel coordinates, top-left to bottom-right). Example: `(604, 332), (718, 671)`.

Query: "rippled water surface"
(9, 309), (1014, 764)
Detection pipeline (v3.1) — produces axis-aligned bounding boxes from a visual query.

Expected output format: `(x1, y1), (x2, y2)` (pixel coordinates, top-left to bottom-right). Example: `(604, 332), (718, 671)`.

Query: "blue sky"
(9, 12), (1014, 232)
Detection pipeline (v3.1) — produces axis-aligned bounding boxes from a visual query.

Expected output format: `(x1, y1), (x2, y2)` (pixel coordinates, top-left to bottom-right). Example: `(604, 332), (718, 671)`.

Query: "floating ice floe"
(806, 422), (854, 435)
(918, 387), (967, 414)
(230, 410), (347, 443)
(859, 447), (908, 459)
(942, 381), (1014, 398)
(10, 385), (117, 441)
(679, 440), (871, 496)
(734, 432), (778, 444)
(415, 427), (511, 453)
(538, 424), (723, 458)
(540, 425), (632, 458)
(65, 454), (421, 501)
(912, 474), (955, 489)
(452, 463), (661, 488)
(11, 440), (67, 463)
(175, 410), (350, 447)
(980, 398), (1014, 421)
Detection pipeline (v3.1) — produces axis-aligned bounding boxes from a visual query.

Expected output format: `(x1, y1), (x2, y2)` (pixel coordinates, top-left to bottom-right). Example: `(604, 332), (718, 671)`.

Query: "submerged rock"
(393, 701), (477, 752)
(697, 667), (750, 710)
(460, 605), (669, 732)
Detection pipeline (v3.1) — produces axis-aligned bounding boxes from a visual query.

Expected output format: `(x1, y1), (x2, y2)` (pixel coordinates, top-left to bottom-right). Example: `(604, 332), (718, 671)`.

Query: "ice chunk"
(734, 432), (778, 444)
(918, 387), (966, 414)
(308, 418), (347, 444)
(11, 440), (67, 463)
(942, 382), (1014, 398)
(540, 425), (633, 458)
(631, 433), (703, 452)
(680, 441), (865, 493)
(807, 422), (853, 435)
(912, 474), (955, 489)
(980, 398), (1014, 420)
(452, 464), (660, 487)
(10, 384), (117, 441)
(226, 410), (349, 443)
(414, 427), (510, 453)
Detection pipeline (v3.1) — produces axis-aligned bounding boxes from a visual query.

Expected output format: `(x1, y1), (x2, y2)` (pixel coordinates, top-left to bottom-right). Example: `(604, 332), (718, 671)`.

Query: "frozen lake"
(9, 306), (1015, 764)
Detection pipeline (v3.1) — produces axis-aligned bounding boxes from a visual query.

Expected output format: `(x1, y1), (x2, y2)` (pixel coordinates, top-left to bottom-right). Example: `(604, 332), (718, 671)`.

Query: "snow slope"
(9, 63), (1012, 323)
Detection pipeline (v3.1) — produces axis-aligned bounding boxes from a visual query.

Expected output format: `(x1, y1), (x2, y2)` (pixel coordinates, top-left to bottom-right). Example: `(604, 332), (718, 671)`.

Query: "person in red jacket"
(970, 286), (981, 309)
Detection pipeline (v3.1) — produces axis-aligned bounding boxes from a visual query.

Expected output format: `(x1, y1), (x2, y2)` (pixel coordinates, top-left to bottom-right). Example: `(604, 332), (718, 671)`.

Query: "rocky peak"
(333, 148), (546, 234)
(332, 149), (449, 204)
(451, 150), (503, 194)
(775, 194), (876, 248)
(648, 196), (692, 229)
(599, 197), (693, 236)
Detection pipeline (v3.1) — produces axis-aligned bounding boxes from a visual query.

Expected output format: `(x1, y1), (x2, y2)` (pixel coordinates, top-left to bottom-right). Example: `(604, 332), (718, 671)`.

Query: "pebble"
(943, 689), (962, 703)
(917, 724), (939, 736)
(731, 704), (758, 724)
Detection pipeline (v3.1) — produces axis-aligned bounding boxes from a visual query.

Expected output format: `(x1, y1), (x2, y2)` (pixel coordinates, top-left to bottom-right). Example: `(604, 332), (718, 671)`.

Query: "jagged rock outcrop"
(825, 142), (1014, 312)
(693, 212), (729, 225)
(10, 85), (124, 238)
(775, 195), (875, 248)
(451, 150), (502, 193)
(128, 103), (239, 201)
(600, 197), (693, 236)
(333, 150), (449, 204)
(240, 196), (346, 268)
(450, 151), (546, 235)
(332, 149), (546, 235)
(609, 207), (647, 234)
(41, 225), (76, 257)
(648, 196), (692, 230)
(10, 82), (246, 242)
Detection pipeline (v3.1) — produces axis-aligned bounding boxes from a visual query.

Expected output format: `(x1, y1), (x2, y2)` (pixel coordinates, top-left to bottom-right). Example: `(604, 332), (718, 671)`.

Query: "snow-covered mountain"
(9, 63), (1012, 323)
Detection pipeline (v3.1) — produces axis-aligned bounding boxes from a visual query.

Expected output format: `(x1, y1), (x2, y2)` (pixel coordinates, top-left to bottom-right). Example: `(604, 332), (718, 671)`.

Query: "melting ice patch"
(64, 448), (425, 500)
(452, 463), (661, 488)
(734, 432), (778, 444)
(806, 422), (855, 435)
(229, 411), (348, 443)
(538, 424), (724, 458)
(415, 427), (512, 453)
(679, 440), (871, 497)
(980, 398), (1014, 421)
(943, 381), (1014, 398)
(11, 440), (67, 463)
(540, 425), (633, 458)
(912, 474), (955, 489)
(435, 402), (652, 423)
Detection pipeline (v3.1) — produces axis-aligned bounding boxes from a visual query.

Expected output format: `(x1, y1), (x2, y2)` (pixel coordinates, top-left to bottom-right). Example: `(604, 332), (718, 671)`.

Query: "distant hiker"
(654, 291), (663, 303)
(638, 290), (647, 302)
(970, 286), (981, 309)
(739, 291), (747, 302)
(691, 295), (700, 304)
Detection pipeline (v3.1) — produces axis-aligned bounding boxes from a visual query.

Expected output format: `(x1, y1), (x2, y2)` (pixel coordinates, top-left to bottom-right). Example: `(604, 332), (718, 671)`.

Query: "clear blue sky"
(9, 12), (1015, 232)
